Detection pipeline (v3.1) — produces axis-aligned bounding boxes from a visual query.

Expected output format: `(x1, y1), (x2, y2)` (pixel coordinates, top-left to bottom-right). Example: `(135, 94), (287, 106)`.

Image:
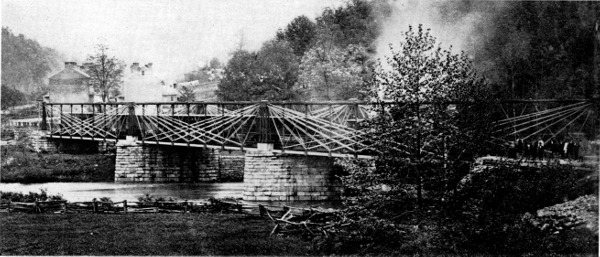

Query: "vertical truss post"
(304, 103), (308, 156)
(221, 103), (225, 150)
(103, 103), (107, 142)
(353, 102), (359, 157)
(50, 103), (54, 134)
(187, 103), (191, 147)
(69, 104), (73, 140)
(258, 100), (271, 144)
(203, 103), (207, 148)
(141, 104), (145, 145)
(91, 104), (95, 141)
(115, 103), (120, 142)
(40, 101), (47, 131)
(328, 102), (332, 157)
(156, 104), (160, 145)
(171, 103), (175, 146)
(59, 104), (63, 139)
(80, 104), (84, 140)
(127, 103), (136, 137)
(281, 102), (286, 154)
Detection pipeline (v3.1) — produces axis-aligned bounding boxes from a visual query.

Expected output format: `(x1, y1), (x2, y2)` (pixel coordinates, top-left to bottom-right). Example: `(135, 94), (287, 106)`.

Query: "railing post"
(187, 103), (191, 147)
(40, 101), (48, 131)
(92, 199), (98, 213)
(123, 200), (128, 214)
(127, 103), (136, 137)
(258, 100), (270, 143)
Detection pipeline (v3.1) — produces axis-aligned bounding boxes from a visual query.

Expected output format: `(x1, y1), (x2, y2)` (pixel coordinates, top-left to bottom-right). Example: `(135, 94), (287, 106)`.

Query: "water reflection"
(0, 182), (346, 209)
(0, 182), (243, 202)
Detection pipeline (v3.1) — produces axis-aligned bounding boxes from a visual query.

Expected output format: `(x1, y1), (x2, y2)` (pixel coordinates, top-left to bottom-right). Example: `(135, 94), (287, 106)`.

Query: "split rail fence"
(0, 198), (335, 219)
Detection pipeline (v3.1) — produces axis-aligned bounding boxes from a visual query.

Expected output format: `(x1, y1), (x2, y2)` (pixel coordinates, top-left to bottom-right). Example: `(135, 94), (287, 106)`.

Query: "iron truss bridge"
(39, 98), (599, 158)
(40, 101), (374, 158)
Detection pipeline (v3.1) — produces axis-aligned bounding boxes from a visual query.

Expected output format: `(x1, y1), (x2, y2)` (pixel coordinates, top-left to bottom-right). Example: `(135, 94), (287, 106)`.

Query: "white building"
(121, 62), (180, 102)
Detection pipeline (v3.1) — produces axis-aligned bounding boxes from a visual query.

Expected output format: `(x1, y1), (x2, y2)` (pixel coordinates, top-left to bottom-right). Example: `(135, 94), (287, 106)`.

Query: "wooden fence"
(0, 198), (336, 219)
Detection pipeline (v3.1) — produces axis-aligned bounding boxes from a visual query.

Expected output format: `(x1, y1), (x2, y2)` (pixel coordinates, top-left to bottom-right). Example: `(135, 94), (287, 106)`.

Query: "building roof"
(48, 67), (90, 81)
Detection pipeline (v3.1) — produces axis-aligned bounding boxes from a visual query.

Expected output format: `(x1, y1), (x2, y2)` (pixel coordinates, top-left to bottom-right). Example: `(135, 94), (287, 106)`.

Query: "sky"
(1, 0), (344, 83)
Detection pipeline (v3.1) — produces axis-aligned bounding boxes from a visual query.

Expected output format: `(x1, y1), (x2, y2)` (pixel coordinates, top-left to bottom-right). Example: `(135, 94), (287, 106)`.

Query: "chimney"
(65, 62), (77, 69)
(131, 62), (139, 73)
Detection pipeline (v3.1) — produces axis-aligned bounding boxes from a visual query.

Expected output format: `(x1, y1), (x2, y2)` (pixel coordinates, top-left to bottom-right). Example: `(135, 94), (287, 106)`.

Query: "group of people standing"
(507, 138), (583, 161)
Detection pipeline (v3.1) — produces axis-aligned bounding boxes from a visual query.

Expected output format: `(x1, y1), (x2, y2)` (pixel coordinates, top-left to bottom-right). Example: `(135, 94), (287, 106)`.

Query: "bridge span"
(40, 101), (375, 158)
(30, 99), (597, 201)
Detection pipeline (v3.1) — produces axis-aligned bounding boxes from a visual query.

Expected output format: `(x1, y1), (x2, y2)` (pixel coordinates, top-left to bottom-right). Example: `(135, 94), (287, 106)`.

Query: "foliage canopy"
(84, 44), (125, 102)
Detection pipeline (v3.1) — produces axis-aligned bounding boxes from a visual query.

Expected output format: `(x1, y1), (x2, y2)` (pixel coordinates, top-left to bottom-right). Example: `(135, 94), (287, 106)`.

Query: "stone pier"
(114, 137), (244, 182)
(242, 143), (344, 201)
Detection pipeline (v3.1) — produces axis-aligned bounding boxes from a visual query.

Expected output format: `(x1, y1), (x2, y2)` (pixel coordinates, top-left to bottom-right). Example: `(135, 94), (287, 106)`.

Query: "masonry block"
(242, 151), (343, 201)
(114, 141), (244, 183)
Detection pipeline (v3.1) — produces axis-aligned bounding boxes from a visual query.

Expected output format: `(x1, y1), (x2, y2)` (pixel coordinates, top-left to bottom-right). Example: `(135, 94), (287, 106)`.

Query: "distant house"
(47, 62), (93, 103)
(120, 62), (180, 102)
(176, 80), (219, 101)
(162, 85), (179, 102)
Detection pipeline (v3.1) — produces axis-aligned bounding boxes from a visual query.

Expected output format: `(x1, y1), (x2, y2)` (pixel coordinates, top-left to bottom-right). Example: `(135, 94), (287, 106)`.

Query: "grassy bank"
(0, 213), (314, 255)
(1, 145), (114, 183)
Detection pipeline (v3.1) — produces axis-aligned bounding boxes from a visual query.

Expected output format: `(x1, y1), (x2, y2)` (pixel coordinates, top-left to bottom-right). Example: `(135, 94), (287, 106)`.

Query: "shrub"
(0, 189), (64, 203)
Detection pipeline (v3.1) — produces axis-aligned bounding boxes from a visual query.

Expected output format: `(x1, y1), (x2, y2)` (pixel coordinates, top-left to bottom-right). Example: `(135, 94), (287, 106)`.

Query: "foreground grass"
(1, 145), (114, 183)
(0, 213), (314, 255)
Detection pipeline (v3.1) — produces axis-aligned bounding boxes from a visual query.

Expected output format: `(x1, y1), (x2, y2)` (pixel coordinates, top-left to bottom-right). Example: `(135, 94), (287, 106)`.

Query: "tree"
(177, 86), (196, 102)
(84, 44), (125, 102)
(216, 50), (260, 101)
(276, 15), (317, 57)
(1, 84), (26, 110)
(455, 1), (600, 99)
(316, 0), (391, 51)
(340, 25), (498, 216)
(1, 27), (62, 94)
(294, 30), (366, 100)
(209, 57), (222, 69)
(217, 40), (300, 101)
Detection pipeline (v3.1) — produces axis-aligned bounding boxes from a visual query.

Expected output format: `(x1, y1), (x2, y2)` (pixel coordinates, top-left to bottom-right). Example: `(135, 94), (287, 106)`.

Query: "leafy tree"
(254, 40), (300, 100)
(276, 15), (317, 56)
(294, 30), (366, 100)
(316, 0), (391, 51)
(216, 50), (259, 101)
(1, 27), (62, 94)
(84, 44), (125, 102)
(209, 57), (222, 69)
(1, 84), (26, 110)
(177, 86), (196, 102)
(217, 40), (299, 101)
(341, 25), (498, 215)
(457, 1), (600, 99)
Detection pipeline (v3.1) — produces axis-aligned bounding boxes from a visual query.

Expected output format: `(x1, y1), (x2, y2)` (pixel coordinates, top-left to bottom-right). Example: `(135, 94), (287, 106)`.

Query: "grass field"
(0, 213), (315, 255)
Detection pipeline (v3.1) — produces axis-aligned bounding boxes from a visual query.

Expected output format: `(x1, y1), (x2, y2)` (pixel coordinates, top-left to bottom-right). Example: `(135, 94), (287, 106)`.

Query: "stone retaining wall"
(243, 150), (343, 201)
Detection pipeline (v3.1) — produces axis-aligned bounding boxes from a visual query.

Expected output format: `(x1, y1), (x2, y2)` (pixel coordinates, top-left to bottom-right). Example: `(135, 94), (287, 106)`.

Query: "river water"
(0, 182), (244, 202)
(0, 182), (345, 208)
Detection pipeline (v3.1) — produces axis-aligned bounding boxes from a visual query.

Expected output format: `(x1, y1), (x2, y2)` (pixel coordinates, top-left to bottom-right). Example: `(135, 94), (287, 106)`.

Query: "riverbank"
(0, 213), (315, 255)
(1, 144), (114, 183)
